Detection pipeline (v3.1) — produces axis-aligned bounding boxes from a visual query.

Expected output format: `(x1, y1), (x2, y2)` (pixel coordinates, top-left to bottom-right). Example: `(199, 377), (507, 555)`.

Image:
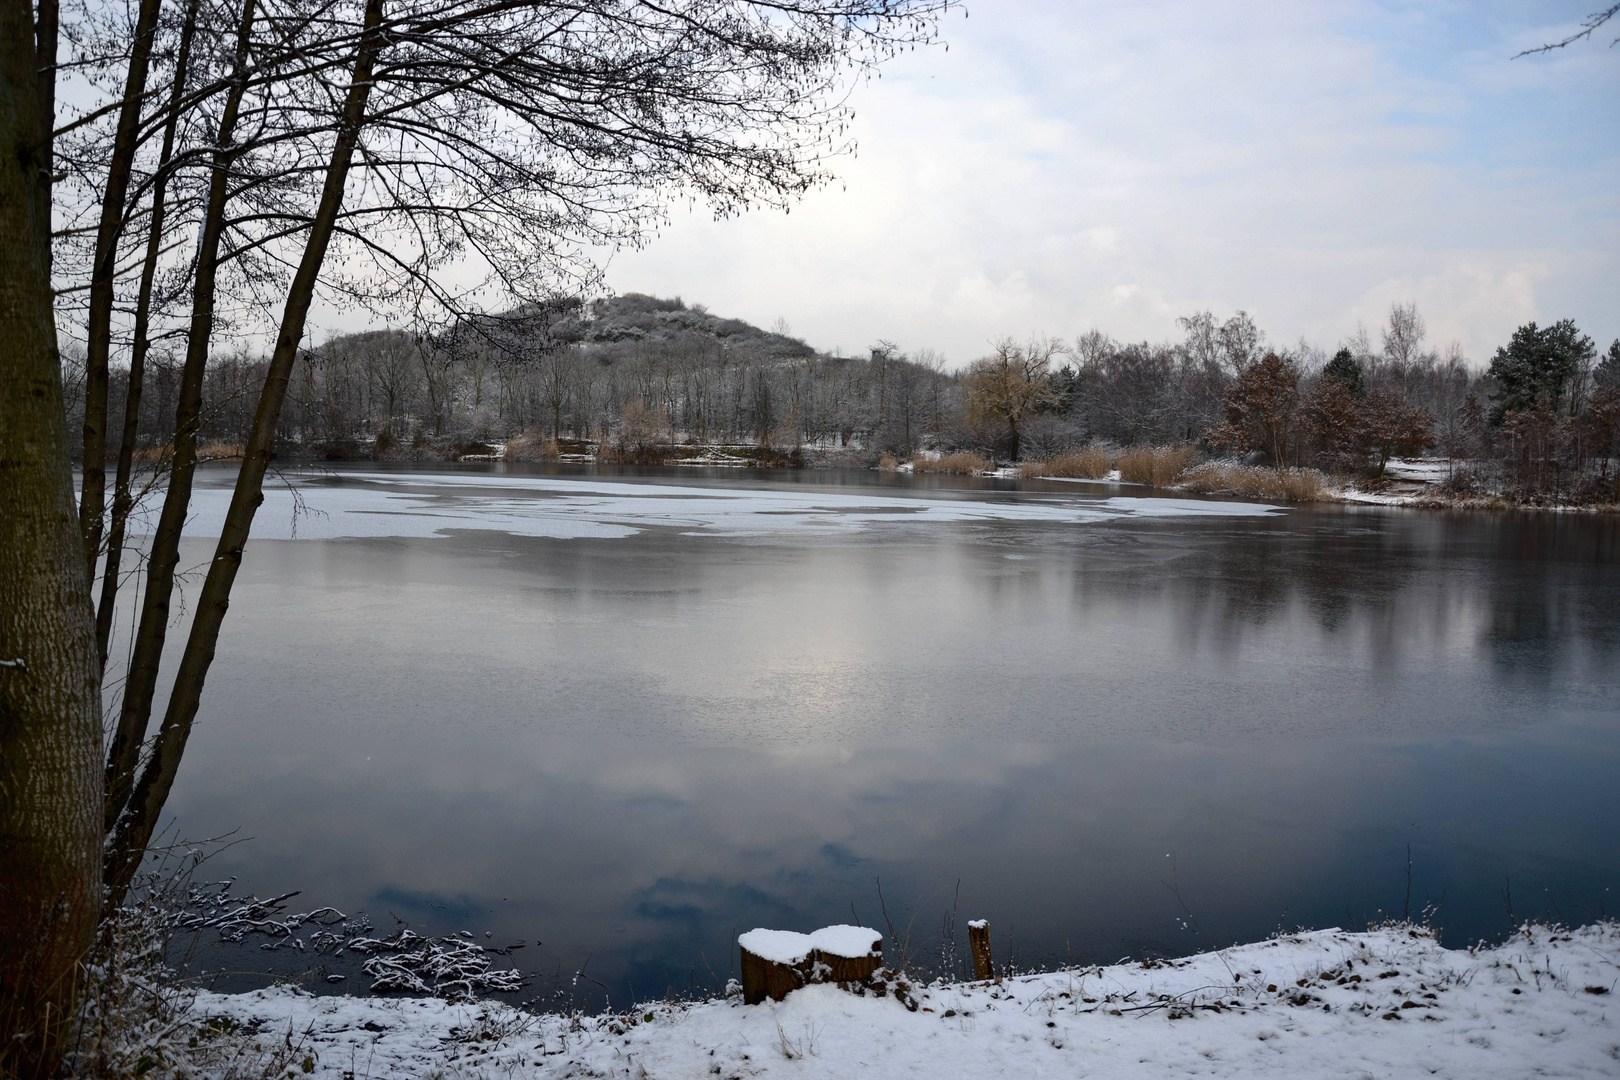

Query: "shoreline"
(189, 921), (1620, 1078)
(102, 447), (1620, 515)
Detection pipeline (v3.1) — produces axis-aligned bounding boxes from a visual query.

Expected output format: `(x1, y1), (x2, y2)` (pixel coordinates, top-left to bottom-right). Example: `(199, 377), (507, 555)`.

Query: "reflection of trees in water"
(1059, 512), (1619, 693)
(1069, 516), (1422, 665)
(1478, 515), (1620, 690)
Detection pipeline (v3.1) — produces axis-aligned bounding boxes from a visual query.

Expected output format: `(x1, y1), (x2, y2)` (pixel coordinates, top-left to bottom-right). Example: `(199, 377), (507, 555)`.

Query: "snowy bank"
(192, 922), (1619, 1078)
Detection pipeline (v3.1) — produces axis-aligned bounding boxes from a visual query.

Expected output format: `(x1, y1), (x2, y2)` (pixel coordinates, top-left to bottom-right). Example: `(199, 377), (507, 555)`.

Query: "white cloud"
(604, 0), (1619, 365)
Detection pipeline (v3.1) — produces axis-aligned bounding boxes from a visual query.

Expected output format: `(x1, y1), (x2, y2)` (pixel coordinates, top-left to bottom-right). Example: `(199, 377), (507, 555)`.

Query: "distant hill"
(550, 293), (818, 359)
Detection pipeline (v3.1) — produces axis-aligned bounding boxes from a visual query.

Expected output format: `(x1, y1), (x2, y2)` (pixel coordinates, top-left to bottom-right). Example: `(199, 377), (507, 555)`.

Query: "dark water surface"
(154, 465), (1620, 1005)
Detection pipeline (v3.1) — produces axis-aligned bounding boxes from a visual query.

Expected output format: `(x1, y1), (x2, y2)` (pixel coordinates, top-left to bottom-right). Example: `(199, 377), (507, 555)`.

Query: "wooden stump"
(739, 926), (883, 1004)
(814, 948), (882, 985)
(968, 919), (994, 981)
(739, 945), (808, 1005)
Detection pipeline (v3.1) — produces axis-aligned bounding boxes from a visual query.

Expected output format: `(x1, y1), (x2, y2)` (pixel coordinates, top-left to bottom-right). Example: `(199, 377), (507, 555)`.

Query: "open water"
(146, 464), (1620, 1006)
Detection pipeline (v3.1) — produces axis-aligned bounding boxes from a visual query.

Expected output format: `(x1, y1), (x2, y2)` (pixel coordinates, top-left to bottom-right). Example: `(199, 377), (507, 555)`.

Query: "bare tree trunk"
(103, 0), (257, 836)
(421, 347), (443, 437)
(32, 0), (54, 224)
(77, 0), (166, 583)
(1, 0), (103, 1071)
(107, 0), (388, 900)
(95, 0), (201, 672)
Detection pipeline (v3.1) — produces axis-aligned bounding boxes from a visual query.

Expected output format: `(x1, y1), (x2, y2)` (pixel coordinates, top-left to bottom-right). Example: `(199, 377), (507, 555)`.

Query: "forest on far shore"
(66, 292), (1620, 505)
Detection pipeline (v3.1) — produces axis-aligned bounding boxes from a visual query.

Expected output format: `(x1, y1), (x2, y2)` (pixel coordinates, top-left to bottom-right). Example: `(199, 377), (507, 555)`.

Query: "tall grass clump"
(196, 440), (244, 462)
(1018, 445), (1113, 480)
(504, 432), (561, 461)
(1180, 462), (1325, 501)
(1117, 445), (1197, 486)
(912, 451), (991, 475)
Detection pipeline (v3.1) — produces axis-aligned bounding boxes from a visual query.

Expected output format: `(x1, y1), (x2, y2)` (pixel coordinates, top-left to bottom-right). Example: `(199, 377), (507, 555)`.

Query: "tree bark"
(77, 0), (169, 584)
(32, 0), (53, 236)
(0, 0), (104, 1072)
(107, 0), (388, 900)
(103, 0), (257, 835)
(95, 0), (201, 673)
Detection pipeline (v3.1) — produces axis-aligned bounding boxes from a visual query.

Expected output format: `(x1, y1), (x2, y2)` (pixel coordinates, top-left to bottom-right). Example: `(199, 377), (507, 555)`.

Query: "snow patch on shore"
(192, 922), (1620, 1079)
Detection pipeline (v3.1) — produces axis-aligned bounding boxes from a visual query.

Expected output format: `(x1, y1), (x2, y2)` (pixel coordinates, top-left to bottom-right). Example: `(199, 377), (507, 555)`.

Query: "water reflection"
(159, 467), (1620, 1004)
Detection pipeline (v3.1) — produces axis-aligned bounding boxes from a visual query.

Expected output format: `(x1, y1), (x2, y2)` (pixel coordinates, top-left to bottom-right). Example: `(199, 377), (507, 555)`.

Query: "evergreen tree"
(1595, 339), (1620, 392)
(1323, 347), (1365, 397)
(1487, 319), (1594, 424)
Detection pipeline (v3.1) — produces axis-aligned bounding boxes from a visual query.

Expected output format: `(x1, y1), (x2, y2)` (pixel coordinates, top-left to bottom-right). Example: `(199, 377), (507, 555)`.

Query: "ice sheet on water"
(144, 470), (1286, 542)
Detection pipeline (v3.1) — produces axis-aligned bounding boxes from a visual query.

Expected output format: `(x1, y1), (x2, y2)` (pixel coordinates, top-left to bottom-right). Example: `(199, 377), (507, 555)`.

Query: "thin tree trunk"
(77, 0), (166, 583)
(107, 0), (387, 900)
(1, 0), (103, 1072)
(422, 347), (442, 437)
(33, 0), (54, 237)
(103, 0), (257, 834)
(96, 0), (201, 674)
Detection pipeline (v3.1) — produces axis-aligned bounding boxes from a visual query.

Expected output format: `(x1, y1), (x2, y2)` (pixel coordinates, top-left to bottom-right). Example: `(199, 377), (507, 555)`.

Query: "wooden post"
(968, 919), (994, 981)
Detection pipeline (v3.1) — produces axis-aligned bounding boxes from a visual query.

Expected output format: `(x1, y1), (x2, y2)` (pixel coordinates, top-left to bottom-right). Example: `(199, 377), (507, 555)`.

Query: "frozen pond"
(147, 464), (1620, 1004)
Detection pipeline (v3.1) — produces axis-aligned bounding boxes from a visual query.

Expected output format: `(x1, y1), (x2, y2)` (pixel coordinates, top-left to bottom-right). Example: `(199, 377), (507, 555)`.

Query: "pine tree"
(1323, 347), (1365, 397)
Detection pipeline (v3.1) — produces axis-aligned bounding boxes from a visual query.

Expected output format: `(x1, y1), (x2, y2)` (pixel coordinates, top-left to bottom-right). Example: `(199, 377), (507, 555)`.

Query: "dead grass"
(1117, 445), (1197, 486)
(129, 443), (171, 464)
(1019, 445), (1113, 480)
(125, 441), (238, 464)
(1180, 462), (1326, 502)
(877, 453), (900, 471)
(912, 451), (991, 475)
(504, 432), (561, 461)
(196, 440), (243, 462)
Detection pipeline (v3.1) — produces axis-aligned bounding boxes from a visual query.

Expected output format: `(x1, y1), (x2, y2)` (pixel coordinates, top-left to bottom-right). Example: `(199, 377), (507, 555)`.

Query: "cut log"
(968, 918), (994, 981)
(739, 944), (807, 1005)
(738, 925), (883, 1004)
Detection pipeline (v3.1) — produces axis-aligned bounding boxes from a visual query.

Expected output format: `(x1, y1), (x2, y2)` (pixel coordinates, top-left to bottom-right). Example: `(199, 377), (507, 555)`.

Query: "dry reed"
(877, 452), (900, 471)
(129, 443), (171, 464)
(503, 432), (561, 461)
(1117, 445), (1197, 486)
(196, 440), (243, 461)
(1018, 445), (1113, 480)
(1179, 462), (1325, 501)
(911, 451), (991, 475)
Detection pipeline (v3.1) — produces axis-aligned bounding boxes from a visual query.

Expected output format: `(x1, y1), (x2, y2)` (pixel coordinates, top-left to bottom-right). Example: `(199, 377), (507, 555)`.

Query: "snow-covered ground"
(193, 922), (1619, 1078)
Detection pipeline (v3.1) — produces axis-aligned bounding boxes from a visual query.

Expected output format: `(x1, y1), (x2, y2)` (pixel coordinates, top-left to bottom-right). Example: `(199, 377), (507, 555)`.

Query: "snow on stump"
(968, 918), (996, 981)
(737, 925), (882, 1005)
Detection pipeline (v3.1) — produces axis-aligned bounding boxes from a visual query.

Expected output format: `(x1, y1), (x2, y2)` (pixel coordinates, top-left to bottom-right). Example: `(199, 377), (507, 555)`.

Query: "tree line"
(67, 294), (1619, 504)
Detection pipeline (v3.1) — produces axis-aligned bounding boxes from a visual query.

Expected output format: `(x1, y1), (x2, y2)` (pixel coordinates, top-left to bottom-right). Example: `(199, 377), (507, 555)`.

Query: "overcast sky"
(604, 0), (1618, 368)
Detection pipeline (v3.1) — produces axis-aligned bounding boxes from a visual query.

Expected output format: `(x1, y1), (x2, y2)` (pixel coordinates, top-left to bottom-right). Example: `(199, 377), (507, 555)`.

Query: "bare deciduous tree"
(964, 337), (1061, 461)
(50, 0), (953, 903)
(1515, 3), (1618, 56)
(0, 0), (103, 1071)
